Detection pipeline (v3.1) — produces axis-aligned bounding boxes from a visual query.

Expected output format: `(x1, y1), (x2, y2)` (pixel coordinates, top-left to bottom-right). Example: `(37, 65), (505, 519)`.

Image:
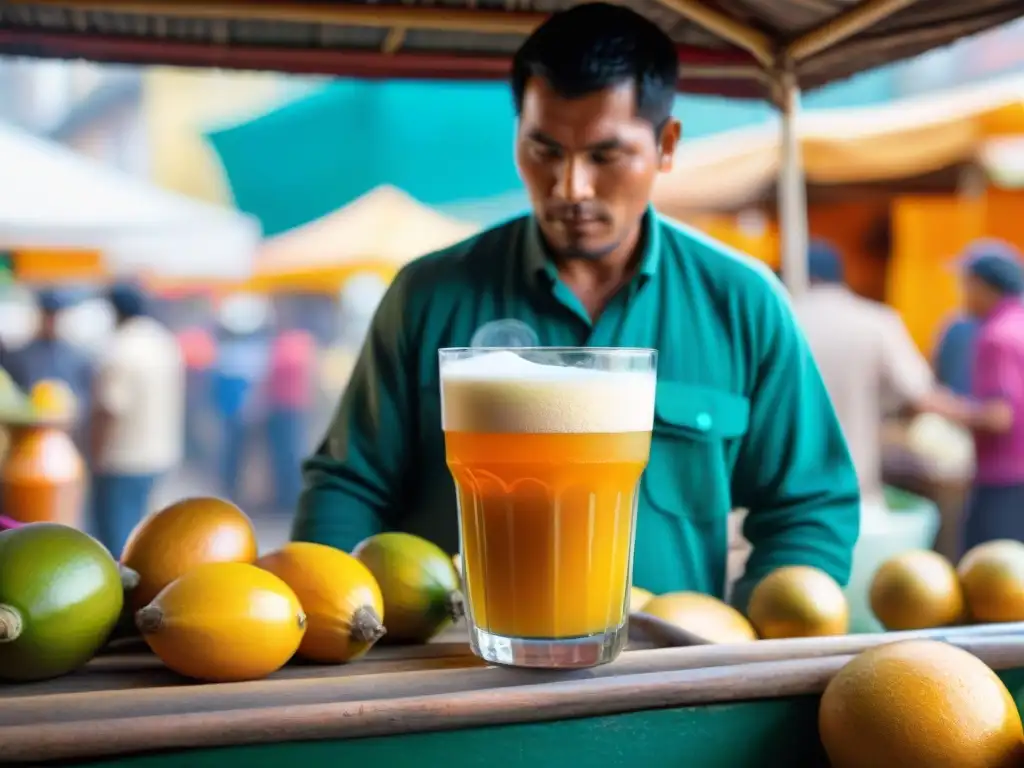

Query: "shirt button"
(695, 412), (712, 431)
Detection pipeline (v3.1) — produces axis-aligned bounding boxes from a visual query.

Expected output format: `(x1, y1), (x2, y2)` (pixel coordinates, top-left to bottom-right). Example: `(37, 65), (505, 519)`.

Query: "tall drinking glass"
(439, 347), (657, 669)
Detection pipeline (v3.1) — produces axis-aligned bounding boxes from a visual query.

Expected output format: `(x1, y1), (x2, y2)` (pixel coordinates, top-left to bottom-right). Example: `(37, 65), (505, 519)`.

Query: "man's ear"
(657, 118), (682, 172)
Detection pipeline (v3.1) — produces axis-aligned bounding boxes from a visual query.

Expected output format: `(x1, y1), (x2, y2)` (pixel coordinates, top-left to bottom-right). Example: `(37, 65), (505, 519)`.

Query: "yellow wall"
(692, 200), (890, 301)
(696, 190), (1024, 358)
(888, 188), (1024, 355)
(143, 68), (286, 206)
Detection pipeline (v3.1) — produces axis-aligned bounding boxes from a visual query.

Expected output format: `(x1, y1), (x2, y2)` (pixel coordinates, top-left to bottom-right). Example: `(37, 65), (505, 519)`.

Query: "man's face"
(962, 273), (996, 318)
(39, 311), (58, 339)
(515, 78), (680, 261)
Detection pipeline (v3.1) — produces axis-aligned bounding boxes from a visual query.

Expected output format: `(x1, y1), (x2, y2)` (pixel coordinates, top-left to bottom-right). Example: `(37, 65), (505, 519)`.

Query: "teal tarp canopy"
(206, 70), (894, 237)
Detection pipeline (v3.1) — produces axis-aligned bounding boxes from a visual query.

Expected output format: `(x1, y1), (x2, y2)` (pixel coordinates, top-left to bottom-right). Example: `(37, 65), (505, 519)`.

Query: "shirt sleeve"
(730, 285), (861, 612)
(291, 270), (417, 552)
(879, 308), (934, 406)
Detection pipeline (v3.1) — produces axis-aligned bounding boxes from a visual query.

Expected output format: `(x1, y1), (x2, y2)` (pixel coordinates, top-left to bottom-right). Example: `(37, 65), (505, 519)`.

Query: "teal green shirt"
(293, 211), (860, 610)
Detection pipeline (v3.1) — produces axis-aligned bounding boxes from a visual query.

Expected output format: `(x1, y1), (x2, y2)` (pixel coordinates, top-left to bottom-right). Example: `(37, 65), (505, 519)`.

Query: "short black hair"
(511, 2), (679, 128)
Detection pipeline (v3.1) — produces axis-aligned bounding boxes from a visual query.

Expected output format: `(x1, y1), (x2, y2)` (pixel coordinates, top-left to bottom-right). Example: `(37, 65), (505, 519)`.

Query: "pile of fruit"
(627, 540), (1024, 643)
(630, 565), (851, 643)
(0, 497), (463, 684)
(627, 556), (1024, 767)
(869, 541), (1024, 630)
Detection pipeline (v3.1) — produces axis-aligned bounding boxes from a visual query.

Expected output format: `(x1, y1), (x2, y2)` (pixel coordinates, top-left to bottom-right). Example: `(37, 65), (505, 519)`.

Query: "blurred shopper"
(0, 289), (93, 444)
(793, 241), (942, 517)
(90, 284), (185, 557)
(267, 325), (315, 512)
(933, 315), (979, 397)
(213, 294), (271, 505)
(176, 325), (217, 467)
(920, 242), (1024, 550)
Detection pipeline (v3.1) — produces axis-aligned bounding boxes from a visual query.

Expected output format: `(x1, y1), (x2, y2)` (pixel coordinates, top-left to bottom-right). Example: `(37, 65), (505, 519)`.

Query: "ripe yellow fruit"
(258, 542), (386, 663)
(121, 496), (258, 609)
(819, 640), (1024, 767)
(136, 562), (305, 682)
(747, 566), (848, 639)
(642, 592), (756, 643)
(869, 550), (964, 631)
(958, 539), (1024, 623)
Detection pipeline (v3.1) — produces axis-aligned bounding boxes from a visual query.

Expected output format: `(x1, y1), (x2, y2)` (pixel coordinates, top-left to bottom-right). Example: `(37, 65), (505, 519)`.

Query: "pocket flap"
(654, 382), (750, 440)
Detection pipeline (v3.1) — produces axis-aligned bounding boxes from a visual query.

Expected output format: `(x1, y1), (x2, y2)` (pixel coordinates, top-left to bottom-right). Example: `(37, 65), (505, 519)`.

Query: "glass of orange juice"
(439, 347), (657, 669)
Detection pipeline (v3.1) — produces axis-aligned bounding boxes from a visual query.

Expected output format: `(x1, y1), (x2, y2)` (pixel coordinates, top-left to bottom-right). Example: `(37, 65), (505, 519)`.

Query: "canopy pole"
(775, 65), (809, 297)
(786, 0), (922, 62)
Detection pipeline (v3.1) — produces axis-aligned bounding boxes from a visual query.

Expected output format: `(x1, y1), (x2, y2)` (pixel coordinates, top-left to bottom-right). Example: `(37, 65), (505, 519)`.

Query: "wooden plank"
(3, 637), (1024, 764)
(3, 624), (1024, 724)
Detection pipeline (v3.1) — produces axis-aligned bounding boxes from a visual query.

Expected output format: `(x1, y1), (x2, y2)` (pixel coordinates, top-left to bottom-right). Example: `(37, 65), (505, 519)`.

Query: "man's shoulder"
(110, 318), (180, 363)
(656, 215), (790, 322)
(980, 304), (1024, 349)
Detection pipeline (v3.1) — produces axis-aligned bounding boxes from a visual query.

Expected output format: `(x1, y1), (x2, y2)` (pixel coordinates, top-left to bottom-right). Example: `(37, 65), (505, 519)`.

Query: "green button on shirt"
(293, 209), (860, 610)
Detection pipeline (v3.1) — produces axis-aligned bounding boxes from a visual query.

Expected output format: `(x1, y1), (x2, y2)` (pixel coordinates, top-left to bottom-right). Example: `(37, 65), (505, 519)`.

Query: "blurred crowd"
(792, 237), (1024, 557)
(0, 277), (387, 557)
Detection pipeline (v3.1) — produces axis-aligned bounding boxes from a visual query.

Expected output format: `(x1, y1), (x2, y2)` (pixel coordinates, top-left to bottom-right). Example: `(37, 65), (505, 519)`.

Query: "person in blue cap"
(793, 240), (939, 516)
(90, 282), (185, 557)
(0, 288), (93, 441)
(920, 240), (1024, 550)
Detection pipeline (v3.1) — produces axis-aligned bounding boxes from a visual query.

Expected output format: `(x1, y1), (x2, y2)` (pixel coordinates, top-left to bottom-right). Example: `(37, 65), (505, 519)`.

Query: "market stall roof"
(653, 74), (1024, 214)
(0, 120), (260, 279)
(244, 184), (481, 291)
(0, 0), (1022, 99)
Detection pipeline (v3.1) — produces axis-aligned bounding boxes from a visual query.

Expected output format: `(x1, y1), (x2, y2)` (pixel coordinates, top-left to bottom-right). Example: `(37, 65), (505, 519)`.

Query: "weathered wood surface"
(2, 621), (1024, 764)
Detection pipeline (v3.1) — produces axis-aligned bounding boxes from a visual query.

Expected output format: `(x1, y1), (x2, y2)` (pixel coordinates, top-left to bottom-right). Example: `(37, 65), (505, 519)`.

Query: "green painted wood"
(59, 667), (1024, 768)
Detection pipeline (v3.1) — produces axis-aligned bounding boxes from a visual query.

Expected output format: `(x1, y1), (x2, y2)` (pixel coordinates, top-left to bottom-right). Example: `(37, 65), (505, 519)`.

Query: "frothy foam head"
(440, 351), (655, 434)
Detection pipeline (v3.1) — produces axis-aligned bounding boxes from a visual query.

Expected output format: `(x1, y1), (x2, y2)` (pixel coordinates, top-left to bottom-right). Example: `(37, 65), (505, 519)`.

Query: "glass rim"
(438, 346), (657, 355)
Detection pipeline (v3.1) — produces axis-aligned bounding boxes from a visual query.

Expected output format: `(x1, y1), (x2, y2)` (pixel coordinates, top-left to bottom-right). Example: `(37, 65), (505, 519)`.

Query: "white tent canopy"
(0, 122), (260, 279)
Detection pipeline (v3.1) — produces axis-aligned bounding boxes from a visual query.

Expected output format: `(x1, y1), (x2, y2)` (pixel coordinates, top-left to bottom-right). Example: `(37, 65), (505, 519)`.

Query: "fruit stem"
(134, 606), (163, 634)
(118, 564), (140, 592)
(350, 606), (387, 644)
(0, 604), (22, 643)
(446, 590), (466, 623)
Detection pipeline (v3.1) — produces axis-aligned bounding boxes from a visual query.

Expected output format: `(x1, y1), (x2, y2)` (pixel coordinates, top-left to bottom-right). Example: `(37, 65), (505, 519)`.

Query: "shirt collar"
(983, 297), (1024, 324)
(523, 205), (662, 289)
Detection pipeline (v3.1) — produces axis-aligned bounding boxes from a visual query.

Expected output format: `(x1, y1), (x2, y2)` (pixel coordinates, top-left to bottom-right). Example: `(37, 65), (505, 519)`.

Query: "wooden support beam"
(0, 28), (759, 96)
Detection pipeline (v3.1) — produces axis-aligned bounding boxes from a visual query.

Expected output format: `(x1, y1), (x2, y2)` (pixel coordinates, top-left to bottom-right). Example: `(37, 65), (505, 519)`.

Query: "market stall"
(2, 0), (1022, 296)
(3, 3), (1024, 766)
(0, 121), (260, 281)
(651, 75), (1024, 335)
(4, 625), (1024, 765)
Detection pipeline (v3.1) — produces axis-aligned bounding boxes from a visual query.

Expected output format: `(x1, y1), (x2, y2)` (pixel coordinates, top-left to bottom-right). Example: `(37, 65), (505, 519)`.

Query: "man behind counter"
(293, 2), (860, 610)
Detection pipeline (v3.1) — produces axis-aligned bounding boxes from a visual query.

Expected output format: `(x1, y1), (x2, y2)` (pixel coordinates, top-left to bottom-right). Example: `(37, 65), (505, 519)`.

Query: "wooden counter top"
(3, 623), (1024, 763)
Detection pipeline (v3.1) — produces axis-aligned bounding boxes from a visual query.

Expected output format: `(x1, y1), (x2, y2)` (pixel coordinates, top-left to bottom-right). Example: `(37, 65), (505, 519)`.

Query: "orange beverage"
(440, 347), (656, 669)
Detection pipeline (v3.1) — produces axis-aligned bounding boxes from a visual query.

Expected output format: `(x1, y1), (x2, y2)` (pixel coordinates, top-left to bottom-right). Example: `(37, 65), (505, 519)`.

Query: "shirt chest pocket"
(643, 382), (750, 523)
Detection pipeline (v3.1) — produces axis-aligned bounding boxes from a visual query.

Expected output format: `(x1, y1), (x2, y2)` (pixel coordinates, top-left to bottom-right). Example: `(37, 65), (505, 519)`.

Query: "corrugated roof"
(0, 0), (1021, 98)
